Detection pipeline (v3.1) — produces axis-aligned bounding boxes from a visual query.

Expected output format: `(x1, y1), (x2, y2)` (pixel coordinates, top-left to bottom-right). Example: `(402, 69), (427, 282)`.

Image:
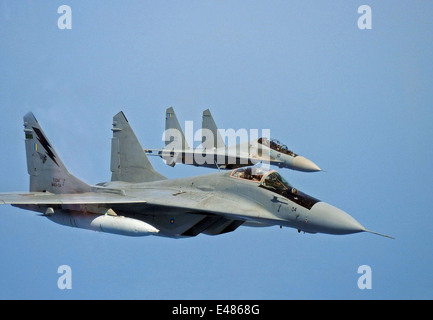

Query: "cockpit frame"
(229, 166), (320, 210)
(257, 137), (298, 157)
(230, 166), (265, 183)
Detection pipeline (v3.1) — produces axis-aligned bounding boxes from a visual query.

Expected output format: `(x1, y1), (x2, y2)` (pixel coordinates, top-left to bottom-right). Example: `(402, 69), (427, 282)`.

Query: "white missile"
(47, 210), (159, 237)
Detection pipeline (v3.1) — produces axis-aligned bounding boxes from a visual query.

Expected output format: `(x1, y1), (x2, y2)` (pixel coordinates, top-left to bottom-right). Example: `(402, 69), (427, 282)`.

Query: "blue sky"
(0, 1), (432, 299)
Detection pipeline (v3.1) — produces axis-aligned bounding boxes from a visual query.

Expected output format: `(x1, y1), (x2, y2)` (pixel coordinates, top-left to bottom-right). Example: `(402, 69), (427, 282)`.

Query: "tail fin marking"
(23, 112), (91, 194)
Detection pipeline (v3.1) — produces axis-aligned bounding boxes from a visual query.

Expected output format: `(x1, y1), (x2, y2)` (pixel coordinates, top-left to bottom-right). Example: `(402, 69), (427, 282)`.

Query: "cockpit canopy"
(230, 165), (320, 209)
(257, 137), (298, 157)
(230, 166), (266, 182)
(230, 166), (293, 191)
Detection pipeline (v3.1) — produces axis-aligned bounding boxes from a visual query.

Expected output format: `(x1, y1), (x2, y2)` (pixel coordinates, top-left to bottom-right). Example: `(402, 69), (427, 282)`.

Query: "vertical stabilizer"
(202, 109), (225, 149)
(165, 107), (190, 150)
(23, 112), (91, 194)
(111, 112), (166, 183)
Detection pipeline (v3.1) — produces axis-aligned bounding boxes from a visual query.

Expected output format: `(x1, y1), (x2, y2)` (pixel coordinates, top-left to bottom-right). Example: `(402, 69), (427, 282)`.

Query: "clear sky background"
(0, 1), (432, 299)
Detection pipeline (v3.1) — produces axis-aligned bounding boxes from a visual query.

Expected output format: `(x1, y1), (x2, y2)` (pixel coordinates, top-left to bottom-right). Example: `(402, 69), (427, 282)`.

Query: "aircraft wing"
(0, 188), (278, 237)
(112, 188), (279, 236)
(0, 189), (261, 217)
(0, 192), (146, 205)
(117, 188), (280, 224)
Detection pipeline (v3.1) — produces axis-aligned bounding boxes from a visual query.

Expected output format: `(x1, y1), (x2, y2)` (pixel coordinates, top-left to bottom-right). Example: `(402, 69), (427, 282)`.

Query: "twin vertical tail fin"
(110, 111), (166, 183)
(23, 112), (91, 194)
(201, 108), (225, 150)
(165, 107), (190, 150)
(23, 111), (165, 191)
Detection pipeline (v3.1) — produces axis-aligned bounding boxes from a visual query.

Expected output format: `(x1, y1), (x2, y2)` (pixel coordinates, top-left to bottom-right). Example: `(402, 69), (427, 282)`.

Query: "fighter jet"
(144, 107), (321, 172)
(0, 112), (392, 239)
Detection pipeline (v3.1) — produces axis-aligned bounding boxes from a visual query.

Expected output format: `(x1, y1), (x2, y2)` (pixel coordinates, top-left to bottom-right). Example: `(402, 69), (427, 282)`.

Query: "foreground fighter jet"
(0, 112), (391, 238)
(145, 107), (321, 172)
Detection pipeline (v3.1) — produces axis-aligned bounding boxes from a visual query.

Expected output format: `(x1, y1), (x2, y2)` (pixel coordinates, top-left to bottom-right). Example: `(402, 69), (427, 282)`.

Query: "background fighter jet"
(145, 107), (321, 172)
(0, 112), (391, 238)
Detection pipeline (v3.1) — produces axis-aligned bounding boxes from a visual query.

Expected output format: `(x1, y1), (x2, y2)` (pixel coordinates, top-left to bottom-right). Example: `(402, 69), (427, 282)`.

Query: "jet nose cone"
(292, 156), (321, 172)
(309, 202), (365, 235)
